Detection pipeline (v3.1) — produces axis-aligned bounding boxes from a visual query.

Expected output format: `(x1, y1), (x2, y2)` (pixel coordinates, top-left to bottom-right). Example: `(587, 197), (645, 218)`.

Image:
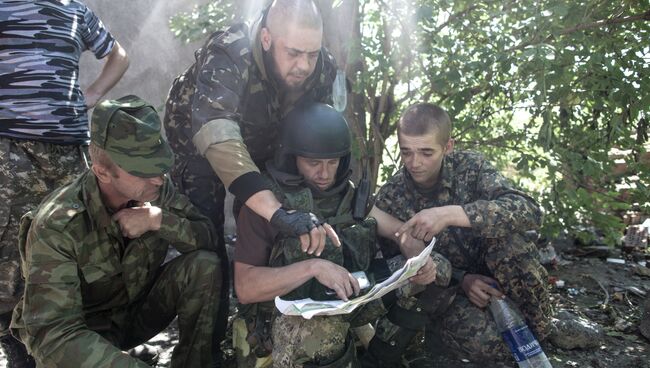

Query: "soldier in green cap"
(9, 96), (222, 368)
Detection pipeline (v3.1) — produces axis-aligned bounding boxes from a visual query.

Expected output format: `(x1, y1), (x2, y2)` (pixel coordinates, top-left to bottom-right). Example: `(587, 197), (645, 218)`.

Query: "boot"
(360, 326), (418, 368)
(0, 334), (35, 368)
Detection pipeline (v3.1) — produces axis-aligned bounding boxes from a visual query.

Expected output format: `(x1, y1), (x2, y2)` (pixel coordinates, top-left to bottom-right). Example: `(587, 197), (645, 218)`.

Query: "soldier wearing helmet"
(233, 102), (378, 367)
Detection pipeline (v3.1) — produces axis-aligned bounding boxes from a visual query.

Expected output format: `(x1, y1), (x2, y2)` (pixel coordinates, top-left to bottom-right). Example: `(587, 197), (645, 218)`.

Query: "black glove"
(270, 208), (321, 237)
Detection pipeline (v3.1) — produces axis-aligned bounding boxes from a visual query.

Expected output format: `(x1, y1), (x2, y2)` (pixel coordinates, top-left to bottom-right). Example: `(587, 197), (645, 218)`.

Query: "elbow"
(111, 42), (130, 73)
(234, 282), (254, 305)
(233, 266), (255, 304)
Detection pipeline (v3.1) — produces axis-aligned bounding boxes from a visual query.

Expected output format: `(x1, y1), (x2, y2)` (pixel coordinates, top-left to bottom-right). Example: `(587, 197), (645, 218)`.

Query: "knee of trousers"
(173, 250), (222, 293)
(439, 300), (509, 362)
(484, 235), (547, 288)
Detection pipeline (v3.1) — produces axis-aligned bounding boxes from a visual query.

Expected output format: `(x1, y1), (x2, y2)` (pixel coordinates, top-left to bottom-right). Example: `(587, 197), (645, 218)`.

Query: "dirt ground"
(2, 240), (649, 368)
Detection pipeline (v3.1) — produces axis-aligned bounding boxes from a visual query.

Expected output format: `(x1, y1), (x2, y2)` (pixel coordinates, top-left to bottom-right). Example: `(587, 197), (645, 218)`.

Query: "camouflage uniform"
(373, 150), (550, 362)
(10, 96), (222, 367)
(235, 171), (377, 367)
(164, 16), (336, 356)
(163, 16), (336, 243)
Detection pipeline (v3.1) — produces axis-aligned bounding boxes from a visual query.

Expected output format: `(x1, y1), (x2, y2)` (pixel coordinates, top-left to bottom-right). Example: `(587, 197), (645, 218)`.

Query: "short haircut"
(88, 143), (117, 175)
(266, 0), (322, 36)
(398, 103), (452, 144)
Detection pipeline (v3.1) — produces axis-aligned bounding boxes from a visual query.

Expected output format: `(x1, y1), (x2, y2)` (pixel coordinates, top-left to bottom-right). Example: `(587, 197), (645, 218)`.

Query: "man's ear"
(91, 163), (112, 184)
(445, 138), (455, 154)
(261, 27), (272, 51)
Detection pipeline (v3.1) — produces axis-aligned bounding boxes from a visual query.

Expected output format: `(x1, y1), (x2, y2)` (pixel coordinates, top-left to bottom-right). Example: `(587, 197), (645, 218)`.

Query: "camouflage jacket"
(268, 179), (376, 301)
(164, 17), (337, 198)
(11, 171), (216, 367)
(374, 150), (542, 281)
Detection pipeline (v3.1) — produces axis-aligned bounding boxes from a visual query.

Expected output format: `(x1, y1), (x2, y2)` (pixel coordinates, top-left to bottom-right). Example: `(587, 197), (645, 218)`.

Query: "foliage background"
(170, 0), (650, 245)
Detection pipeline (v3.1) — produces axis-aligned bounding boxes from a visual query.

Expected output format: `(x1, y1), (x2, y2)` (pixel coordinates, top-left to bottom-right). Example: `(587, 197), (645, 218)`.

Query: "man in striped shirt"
(0, 1), (129, 366)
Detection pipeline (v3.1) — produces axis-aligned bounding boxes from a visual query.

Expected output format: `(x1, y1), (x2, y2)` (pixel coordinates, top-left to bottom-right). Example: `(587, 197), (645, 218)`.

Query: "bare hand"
(84, 89), (101, 109)
(461, 274), (504, 308)
(112, 205), (162, 238)
(398, 232), (427, 259)
(397, 207), (449, 242)
(299, 222), (340, 256)
(410, 257), (437, 285)
(313, 260), (360, 301)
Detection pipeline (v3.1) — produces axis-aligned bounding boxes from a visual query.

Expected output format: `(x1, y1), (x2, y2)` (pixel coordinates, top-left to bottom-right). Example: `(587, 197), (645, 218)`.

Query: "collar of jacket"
(82, 171), (117, 231)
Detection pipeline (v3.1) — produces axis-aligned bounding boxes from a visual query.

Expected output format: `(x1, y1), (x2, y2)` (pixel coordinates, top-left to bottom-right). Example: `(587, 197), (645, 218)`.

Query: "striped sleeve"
(81, 5), (115, 59)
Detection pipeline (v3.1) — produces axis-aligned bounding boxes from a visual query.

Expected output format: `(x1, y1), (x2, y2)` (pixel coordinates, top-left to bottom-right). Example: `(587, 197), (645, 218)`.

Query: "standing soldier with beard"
(163, 1), (339, 361)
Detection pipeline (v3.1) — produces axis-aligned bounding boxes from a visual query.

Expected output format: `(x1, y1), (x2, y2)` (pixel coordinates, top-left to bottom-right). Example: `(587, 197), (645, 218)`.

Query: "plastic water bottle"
(489, 295), (552, 368)
(332, 69), (347, 112)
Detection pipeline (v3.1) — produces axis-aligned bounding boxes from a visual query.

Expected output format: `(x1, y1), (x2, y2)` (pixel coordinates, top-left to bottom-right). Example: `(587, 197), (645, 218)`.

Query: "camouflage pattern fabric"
(272, 315), (351, 368)
(164, 20), (336, 170)
(163, 18), (337, 228)
(164, 20), (336, 359)
(0, 0), (115, 144)
(91, 96), (174, 178)
(374, 150), (551, 361)
(236, 175), (378, 367)
(0, 137), (86, 334)
(432, 236), (544, 362)
(268, 181), (375, 301)
(10, 171), (221, 367)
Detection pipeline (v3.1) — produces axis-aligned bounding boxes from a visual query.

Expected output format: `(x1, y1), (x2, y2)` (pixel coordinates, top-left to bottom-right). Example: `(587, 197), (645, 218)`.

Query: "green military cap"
(91, 95), (174, 178)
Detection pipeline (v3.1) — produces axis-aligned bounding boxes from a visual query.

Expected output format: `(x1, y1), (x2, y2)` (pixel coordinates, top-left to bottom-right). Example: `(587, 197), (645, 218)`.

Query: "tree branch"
(507, 10), (650, 52)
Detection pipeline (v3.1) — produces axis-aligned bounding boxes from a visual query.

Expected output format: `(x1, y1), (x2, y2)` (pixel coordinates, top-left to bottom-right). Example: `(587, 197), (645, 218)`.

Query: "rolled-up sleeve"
(461, 159), (542, 238)
(157, 177), (217, 253)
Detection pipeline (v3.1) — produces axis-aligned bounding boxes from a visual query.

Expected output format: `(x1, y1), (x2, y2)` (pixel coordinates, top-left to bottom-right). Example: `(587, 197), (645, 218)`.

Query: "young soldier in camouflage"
(368, 103), (551, 364)
(0, 2), (129, 366)
(233, 103), (445, 367)
(10, 96), (222, 367)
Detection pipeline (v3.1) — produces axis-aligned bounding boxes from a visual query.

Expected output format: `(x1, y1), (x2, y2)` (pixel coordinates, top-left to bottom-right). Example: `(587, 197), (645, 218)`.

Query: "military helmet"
(280, 102), (351, 159)
(274, 102), (352, 179)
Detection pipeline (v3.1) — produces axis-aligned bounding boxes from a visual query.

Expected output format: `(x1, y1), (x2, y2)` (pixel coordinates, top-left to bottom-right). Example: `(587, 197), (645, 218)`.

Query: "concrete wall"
(79, 0), (210, 110)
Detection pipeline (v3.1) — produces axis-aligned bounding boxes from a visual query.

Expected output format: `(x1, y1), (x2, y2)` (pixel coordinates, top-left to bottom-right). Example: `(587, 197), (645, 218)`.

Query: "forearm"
(85, 42), (129, 105)
(154, 180), (217, 252)
(369, 205), (403, 242)
(234, 260), (319, 304)
(158, 210), (216, 253)
(441, 205), (471, 228)
(244, 190), (282, 222)
(462, 194), (541, 237)
(369, 206), (422, 258)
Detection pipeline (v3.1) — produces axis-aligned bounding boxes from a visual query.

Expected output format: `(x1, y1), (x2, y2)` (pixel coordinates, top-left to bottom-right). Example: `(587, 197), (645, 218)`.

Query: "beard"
(265, 45), (308, 93)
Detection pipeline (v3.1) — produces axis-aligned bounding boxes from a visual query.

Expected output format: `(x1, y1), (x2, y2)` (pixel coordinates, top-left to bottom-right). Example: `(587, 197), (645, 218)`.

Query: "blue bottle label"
(501, 325), (543, 362)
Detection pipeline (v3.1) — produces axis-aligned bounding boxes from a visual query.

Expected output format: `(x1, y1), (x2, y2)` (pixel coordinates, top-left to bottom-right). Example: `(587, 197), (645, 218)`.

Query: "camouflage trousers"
(428, 233), (551, 362)
(169, 157), (231, 356)
(122, 251), (222, 368)
(234, 298), (386, 368)
(17, 250), (222, 367)
(272, 314), (354, 368)
(0, 138), (86, 334)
